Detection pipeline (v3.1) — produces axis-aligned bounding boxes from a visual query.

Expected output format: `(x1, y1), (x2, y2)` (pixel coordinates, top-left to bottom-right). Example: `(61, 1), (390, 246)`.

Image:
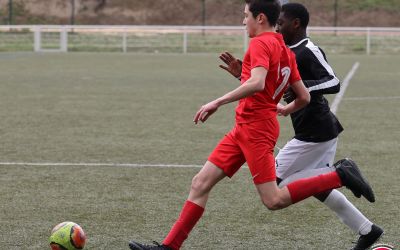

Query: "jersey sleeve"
(248, 38), (271, 70)
(301, 47), (340, 95)
(288, 51), (302, 85)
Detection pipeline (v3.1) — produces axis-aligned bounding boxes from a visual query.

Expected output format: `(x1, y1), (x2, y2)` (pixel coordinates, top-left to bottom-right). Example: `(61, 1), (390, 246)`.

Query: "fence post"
(34, 26), (41, 52)
(243, 29), (248, 52)
(60, 27), (68, 52)
(183, 30), (187, 54)
(122, 28), (127, 53)
(366, 27), (371, 55)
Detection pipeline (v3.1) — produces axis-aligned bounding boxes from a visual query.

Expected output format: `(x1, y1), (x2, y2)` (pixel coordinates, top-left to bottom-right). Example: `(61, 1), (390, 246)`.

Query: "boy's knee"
(191, 174), (210, 195)
(261, 197), (286, 211)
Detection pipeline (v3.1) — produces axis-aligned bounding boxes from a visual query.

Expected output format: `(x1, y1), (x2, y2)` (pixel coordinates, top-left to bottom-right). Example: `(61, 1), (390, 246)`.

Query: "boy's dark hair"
(245, 0), (281, 26)
(281, 3), (310, 28)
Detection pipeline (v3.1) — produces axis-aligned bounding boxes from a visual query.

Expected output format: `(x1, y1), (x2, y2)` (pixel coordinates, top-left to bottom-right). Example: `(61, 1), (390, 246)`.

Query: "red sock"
(287, 171), (342, 204)
(163, 200), (204, 250)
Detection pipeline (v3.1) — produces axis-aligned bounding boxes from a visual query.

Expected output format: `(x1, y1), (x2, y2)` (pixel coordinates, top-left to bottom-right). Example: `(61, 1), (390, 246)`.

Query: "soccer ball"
(49, 222), (86, 250)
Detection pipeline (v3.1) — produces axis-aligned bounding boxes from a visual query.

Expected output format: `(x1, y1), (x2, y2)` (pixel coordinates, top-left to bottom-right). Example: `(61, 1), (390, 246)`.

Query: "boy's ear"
(293, 18), (301, 29)
(258, 13), (267, 24)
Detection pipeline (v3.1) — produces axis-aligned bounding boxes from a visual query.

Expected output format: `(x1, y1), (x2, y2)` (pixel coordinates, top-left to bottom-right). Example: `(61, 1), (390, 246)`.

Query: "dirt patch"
(0, 0), (399, 26)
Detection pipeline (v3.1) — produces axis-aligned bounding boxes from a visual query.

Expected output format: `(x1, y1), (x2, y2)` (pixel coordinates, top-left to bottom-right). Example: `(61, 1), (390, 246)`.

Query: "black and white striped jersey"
(288, 38), (343, 142)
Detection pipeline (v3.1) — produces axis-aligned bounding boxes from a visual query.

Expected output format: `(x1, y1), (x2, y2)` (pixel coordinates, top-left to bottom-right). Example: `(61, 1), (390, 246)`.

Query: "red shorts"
(208, 118), (279, 184)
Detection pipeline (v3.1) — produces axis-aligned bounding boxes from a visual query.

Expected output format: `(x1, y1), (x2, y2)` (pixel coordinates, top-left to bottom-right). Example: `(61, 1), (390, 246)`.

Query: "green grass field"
(0, 53), (399, 249)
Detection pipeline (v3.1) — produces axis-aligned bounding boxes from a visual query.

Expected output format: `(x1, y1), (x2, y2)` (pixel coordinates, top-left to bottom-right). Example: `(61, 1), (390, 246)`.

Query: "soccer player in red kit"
(129, 1), (374, 249)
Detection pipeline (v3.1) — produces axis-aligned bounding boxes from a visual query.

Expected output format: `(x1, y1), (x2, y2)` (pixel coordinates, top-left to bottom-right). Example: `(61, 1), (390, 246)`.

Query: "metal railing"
(0, 25), (399, 54)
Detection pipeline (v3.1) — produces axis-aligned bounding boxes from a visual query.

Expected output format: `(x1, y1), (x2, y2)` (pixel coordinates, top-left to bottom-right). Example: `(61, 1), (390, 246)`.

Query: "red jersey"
(236, 32), (301, 124)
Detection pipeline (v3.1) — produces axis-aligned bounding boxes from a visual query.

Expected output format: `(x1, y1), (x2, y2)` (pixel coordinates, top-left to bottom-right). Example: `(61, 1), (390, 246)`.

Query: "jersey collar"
(289, 38), (309, 49)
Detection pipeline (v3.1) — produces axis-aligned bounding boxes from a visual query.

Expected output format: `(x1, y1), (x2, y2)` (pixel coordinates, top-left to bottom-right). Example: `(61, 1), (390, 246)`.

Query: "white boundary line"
(0, 162), (203, 168)
(330, 62), (360, 114)
(343, 96), (400, 101)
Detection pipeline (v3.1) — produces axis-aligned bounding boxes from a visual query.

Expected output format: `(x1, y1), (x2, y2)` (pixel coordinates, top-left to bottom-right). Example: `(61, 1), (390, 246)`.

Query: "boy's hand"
(277, 103), (289, 116)
(219, 51), (242, 79)
(194, 100), (220, 124)
(283, 86), (296, 103)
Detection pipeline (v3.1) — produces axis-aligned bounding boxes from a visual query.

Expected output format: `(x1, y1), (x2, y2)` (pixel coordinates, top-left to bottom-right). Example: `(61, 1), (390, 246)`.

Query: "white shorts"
(275, 137), (338, 182)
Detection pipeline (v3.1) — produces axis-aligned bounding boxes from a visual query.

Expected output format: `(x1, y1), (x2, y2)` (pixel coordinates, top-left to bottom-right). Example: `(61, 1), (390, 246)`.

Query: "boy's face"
(276, 12), (296, 45)
(243, 4), (258, 38)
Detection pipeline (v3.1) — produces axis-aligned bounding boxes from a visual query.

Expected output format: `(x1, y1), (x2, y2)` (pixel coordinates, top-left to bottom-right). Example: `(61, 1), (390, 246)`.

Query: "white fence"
(0, 25), (400, 54)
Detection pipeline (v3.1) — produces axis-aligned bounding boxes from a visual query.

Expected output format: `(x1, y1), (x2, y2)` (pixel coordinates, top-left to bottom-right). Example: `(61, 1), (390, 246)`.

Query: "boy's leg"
(279, 169), (374, 234)
(256, 180), (292, 210)
(279, 167), (383, 248)
(257, 158), (375, 210)
(187, 161), (227, 207)
(160, 127), (245, 250)
(239, 120), (344, 210)
(256, 171), (341, 210)
(276, 137), (377, 236)
(129, 125), (242, 250)
(129, 162), (227, 250)
(163, 161), (227, 249)
(240, 120), (347, 209)
(275, 138), (337, 181)
(159, 129), (245, 250)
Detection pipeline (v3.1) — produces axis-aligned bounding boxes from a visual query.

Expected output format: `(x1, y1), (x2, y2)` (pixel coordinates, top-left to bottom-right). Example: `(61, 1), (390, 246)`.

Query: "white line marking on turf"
(0, 162), (203, 168)
(330, 62), (360, 114)
(343, 96), (400, 101)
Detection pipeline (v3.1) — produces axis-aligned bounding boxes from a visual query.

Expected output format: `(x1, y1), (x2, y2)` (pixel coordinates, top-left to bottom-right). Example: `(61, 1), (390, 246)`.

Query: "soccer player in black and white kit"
(219, 3), (383, 249)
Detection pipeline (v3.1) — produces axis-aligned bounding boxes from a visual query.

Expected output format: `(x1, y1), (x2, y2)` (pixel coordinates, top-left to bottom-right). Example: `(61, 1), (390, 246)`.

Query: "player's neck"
(255, 26), (276, 36)
(289, 31), (307, 46)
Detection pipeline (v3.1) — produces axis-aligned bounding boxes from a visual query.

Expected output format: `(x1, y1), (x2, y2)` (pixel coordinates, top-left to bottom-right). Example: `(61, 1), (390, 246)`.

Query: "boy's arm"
(277, 80), (310, 116)
(302, 48), (340, 95)
(282, 49), (340, 104)
(194, 67), (267, 124)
